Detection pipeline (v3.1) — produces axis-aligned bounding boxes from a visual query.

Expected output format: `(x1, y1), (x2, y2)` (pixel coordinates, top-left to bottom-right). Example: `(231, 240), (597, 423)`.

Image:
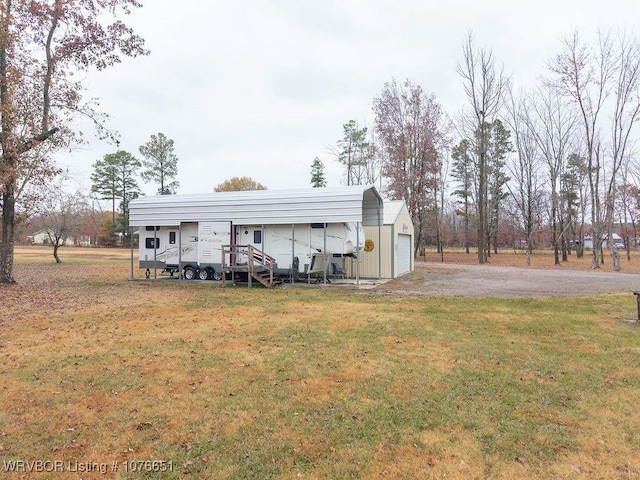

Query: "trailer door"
(198, 222), (231, 266)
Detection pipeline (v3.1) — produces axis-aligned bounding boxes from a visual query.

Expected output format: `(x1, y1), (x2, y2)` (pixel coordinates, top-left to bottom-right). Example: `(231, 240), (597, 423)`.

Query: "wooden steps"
(221, 246), (280, 288)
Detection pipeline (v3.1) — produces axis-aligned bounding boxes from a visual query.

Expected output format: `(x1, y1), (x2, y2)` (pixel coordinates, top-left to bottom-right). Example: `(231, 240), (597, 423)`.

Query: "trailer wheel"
(212, 270), (222, 281)
(183, 266), (197, 280)
(198, 268), (210, 281)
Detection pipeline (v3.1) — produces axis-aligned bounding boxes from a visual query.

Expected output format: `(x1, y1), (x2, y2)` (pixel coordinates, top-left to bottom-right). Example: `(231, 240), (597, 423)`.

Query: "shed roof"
(383, 200), (406, 224)
(129, 185), (382, 227)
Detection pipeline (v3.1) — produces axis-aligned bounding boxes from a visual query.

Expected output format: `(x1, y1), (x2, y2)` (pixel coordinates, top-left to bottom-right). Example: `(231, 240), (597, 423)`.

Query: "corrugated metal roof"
(129, 185), (382, 226)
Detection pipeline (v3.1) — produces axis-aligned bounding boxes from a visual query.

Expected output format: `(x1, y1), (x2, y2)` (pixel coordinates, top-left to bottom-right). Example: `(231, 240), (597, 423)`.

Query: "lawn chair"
(331, 262), (345, 280)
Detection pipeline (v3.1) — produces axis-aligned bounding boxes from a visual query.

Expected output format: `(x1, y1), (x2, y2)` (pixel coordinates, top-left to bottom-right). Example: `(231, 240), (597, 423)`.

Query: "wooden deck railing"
(221, 244), (276, 287)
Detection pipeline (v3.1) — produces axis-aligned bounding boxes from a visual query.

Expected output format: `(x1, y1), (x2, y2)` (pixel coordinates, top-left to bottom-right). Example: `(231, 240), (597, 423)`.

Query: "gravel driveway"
(376, 262), (640, 298)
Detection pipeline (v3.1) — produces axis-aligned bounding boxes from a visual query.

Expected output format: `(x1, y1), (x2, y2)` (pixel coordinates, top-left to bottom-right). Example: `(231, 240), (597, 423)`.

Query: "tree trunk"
(560, 218), (568, 262)
(486, 229), (491, 259)
(492, 218), (498, 255)
(464, 202), (470, 254)
(477, 152), (487, 264)
(551, 199), (560, 266)
(53, 244), (61, 263)
(576, 226), (584, 259)
(612, 250), (620, 271)
(1, 188), (16, 284)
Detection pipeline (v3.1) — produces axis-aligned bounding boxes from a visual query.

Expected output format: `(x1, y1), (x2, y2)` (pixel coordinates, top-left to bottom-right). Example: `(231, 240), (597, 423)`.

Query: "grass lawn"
(1, 246), (639, 479)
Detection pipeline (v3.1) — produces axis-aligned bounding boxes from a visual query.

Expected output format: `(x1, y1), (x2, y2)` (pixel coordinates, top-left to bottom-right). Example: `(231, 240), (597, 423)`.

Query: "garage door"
(397, 234), (412, 276)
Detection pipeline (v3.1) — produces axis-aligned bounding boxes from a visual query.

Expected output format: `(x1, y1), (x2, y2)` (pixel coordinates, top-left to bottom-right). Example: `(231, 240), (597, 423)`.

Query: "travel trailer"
(139, 220), (365, 281)
(129, 186), (383, 286)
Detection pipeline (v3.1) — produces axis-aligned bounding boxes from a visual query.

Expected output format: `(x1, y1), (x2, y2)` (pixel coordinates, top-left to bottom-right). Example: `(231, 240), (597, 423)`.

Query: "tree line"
(312, 30), (640, 271)
(25, 132), (180, 262)
(1, 1), (638, 283)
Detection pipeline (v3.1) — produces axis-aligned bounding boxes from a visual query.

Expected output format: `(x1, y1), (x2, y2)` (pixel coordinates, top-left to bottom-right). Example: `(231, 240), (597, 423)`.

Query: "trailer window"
(146, 238), (159, 249)
(253, 230), (262, 244)
(145, 226), (160, 231)
(169, 232), (176, 244)
(311, 223), (326, 229)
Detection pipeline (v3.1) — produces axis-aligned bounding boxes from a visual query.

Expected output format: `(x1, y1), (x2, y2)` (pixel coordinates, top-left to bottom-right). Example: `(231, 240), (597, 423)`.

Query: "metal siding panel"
(395, 204), (414, 236)
(362, 189), (383, 226)
(359, 226), (392, 279)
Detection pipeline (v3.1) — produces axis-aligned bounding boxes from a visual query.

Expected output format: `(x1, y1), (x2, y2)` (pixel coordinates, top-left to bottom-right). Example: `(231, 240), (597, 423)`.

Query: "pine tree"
(451, 139), (474, 253)
(91, 151), (141, 240)
(486, 119), (512, 254)
(310, 157), (327, 188)
(139, 133), (180, 194)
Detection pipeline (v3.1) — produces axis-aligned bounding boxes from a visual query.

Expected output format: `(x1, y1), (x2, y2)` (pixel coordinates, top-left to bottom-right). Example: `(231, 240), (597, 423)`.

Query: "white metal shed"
(356, 200), (414, 279)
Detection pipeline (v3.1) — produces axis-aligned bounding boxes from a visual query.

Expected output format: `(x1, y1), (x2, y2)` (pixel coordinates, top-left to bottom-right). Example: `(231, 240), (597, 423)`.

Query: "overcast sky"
(59, 0), (640, 197)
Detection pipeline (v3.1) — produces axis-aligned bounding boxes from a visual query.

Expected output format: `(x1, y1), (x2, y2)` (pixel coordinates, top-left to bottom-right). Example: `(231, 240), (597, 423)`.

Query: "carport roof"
(128, 185), (383, 227)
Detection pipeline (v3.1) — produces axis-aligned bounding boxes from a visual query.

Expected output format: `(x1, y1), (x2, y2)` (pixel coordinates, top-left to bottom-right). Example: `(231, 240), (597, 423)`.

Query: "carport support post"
(291, 224), (295, 284)
(356, 222), (360, 287)
(378, 206), (382, 280)
(153, 227), (157, 280)
(178, 223), (183, 280)
(323, 223), (327, 284)
(129, 226), (134, 280)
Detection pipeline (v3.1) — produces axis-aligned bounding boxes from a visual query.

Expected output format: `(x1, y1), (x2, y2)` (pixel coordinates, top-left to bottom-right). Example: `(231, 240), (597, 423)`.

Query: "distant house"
(583, 233), (623, 250)
(28, 229), (74, 246)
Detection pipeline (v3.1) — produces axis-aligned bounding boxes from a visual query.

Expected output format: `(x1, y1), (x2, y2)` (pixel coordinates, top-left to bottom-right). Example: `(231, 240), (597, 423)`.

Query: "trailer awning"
(129, 185), (383, 227)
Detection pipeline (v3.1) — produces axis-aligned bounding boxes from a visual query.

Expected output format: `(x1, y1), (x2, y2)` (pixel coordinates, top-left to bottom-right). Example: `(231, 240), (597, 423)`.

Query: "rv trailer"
(138, 221), (364, 281)
(130, 186), (383, 285)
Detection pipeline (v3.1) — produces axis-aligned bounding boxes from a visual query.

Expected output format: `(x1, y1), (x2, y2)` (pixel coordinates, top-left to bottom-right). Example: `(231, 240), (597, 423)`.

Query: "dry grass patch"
(2, 249), (640, 479)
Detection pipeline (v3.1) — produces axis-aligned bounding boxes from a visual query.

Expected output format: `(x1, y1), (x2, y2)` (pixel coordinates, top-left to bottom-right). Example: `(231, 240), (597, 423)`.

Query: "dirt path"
(377, 262), (640, 298)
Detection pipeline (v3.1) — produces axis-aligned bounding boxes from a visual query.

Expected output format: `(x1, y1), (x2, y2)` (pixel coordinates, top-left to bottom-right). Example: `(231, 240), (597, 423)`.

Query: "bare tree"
(39, 190), (87, 263)
(504, 90), (542, 266)
(456, 31), (507, 263)
(526, 82), (577, 265)
(615, 153), (640, 261)
(550, 30), (640, 270)
(549, 30), (613, 268)
(605, 32), (640, 270)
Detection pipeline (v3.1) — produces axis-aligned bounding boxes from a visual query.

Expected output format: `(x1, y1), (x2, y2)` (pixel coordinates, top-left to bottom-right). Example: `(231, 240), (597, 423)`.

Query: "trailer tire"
(212, 270), (222, 281)
(183, 266), (197, 280)
(198, 268), (210, 281)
